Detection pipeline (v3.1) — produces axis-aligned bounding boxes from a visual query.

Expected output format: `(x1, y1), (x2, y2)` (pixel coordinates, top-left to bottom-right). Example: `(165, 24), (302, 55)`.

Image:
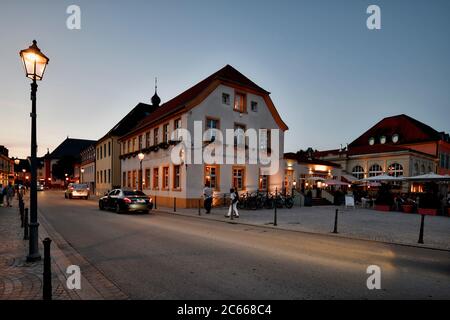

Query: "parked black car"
(99, 189), (153, 214)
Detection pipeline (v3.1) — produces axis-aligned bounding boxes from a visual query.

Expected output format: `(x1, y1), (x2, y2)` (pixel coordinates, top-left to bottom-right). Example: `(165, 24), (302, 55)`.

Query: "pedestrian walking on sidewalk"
(0, 184), (4, 207)
(225, 188), (239, 218)
(203, 182), (213, 214)
(5, 183), (14, 208)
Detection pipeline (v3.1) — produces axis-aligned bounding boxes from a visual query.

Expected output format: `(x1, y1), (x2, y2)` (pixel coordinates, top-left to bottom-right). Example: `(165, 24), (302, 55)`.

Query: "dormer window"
(392, 134), (399, 143)
(369, 137), (375, 146)
(380, 136), (386, 144)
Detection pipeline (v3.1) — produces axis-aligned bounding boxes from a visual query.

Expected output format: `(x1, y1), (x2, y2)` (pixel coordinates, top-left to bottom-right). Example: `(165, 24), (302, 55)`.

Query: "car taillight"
(123, 197), (132, 204)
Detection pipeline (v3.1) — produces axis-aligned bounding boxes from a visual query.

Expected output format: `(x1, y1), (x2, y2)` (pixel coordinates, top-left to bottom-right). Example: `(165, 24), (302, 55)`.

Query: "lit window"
(205, 166), (218, 189)
(259, 175), (269, 191)
(234, 92), (246, 113)
(388, 163), (404, 177)
(233, 167), (245, 190)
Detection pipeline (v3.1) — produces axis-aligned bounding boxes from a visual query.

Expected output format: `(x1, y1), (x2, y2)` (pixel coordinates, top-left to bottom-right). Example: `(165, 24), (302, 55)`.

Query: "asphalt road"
(38, 191), (450, 299)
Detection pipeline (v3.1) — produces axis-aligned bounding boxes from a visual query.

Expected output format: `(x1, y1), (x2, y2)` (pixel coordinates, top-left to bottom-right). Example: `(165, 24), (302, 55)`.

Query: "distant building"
(284, 151), (342, 193)
(315, 114), (450, 192)
(118, 65), (288, 208)
(95, 102), (156, 196)
(80, 144), (96, 192)
(0, 146), (13, 186)
(44, 138), (96, 187)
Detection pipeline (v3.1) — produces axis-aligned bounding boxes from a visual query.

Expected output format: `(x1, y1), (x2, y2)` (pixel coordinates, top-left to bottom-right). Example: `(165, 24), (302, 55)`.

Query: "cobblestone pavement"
(154, 204), (450, 250)
(0, 200), (71, 300)
(0, 198), (128, 300)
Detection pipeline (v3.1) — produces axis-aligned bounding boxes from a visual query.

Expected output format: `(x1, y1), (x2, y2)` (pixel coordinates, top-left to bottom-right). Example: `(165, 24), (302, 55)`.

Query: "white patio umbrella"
(362, 174), (404, 182)
(405, 172), (450, 182)
(324, 179), (351, 186)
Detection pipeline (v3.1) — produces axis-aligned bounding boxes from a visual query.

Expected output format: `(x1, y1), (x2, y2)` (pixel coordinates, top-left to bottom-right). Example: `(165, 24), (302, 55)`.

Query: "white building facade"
(119, 65), (288, 208)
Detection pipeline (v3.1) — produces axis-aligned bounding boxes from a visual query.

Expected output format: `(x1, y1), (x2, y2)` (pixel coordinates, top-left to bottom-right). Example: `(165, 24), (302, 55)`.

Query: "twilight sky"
(1, 0), (449, 158)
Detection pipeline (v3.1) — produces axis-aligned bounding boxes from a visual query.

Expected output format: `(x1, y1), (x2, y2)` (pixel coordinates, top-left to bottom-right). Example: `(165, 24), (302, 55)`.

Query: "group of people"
(203, 183), (240, 218)
(0, 183), (15, 208)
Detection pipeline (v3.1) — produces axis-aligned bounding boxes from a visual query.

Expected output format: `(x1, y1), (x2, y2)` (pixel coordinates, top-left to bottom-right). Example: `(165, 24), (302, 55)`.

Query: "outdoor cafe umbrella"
(362, 174), (404, 182)
(405, 172), (450, 182)
(324, 179), (351, 186)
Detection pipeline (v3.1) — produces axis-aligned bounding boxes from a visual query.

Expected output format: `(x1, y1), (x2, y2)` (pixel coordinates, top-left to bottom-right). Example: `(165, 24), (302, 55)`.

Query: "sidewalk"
(0, 198), (128, 300)
(154, 204), (450, 251)
(0, 200), (71, 300)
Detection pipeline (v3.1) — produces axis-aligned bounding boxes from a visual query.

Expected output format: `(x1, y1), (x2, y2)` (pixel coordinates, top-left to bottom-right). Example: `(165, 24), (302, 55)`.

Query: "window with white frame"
(368, 164), (383, 177)
(205, 118), (219, 142)
(388, 163), (403, 177)
(352, 165), (365, 180)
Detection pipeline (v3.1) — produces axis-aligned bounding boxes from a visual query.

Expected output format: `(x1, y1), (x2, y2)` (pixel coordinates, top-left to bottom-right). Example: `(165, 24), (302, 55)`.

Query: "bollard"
(332, 209), (339, 234)
(223, 193), (226, 208)
(23, 208), (29, 240)
(418, 214), (425, 244)
(43, 238), (52, 300)
(198, 199), (201, 216)
(274, 188), (278, 226)
(173, 197), (177, 213)
(20, 201), (24, 228)
(154, 195), (157, 209)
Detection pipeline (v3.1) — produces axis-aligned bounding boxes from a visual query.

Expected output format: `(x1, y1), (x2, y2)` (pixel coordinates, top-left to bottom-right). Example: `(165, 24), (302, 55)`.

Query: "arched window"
(388, 163), (404, 177)
(352, 166), (365, 180)
(368, 164), (383, 177)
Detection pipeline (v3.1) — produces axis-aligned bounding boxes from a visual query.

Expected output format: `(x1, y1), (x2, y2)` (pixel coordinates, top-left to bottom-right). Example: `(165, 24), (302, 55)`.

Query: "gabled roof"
(122, 65), (288, 139)
(98, 103), (155, 143)
(49, 138), (96, 159)
(349, 114), (442, 147)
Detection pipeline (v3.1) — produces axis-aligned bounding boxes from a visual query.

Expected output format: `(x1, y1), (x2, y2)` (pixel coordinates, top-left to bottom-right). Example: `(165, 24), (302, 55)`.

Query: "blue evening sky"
(1, 0), (449, 158)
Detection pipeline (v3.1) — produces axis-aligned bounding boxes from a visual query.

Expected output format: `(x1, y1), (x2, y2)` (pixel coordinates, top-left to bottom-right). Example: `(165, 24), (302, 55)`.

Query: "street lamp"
(14, 158), (20, 166)
(138, 152), (145, 191)
(80, 168), (85, 184)
(19, 40), (49, 262)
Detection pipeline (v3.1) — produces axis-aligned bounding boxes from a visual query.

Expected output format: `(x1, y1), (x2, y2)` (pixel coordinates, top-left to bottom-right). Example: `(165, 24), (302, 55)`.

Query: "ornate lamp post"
(138, 153), (145, 191)
(19, 40), (49, 262)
